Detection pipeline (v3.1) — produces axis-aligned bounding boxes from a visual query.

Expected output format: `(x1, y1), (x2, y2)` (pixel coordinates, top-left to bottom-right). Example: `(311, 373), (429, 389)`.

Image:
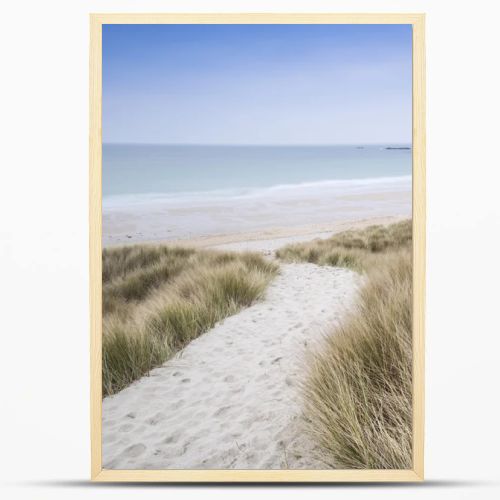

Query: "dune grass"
(102, 245), (278, 396)
(277, 219), (413, 469)
(276, 219), (412, 271)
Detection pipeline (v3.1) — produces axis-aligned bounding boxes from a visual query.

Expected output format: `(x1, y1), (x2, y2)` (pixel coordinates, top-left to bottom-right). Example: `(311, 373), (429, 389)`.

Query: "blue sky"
(103, 24), (412, 145)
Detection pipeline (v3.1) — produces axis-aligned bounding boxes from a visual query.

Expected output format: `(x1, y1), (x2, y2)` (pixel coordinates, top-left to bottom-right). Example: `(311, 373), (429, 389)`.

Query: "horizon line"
(103, 142), (412, 147)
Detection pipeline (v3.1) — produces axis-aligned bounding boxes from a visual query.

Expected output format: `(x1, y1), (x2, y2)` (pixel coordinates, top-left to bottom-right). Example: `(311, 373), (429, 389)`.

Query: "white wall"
(1, 1), (499, 498)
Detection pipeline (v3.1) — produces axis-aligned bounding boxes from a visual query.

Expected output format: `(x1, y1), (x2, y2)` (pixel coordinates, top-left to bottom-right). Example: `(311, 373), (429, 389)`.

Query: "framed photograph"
(90, 13), (425, 482)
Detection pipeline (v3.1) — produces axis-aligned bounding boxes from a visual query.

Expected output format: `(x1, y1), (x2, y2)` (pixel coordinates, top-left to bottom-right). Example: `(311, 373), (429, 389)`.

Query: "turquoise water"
(103, 144), (411, 203)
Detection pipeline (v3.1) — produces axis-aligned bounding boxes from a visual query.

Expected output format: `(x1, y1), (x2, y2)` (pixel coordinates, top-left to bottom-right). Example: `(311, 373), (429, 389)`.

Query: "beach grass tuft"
(277, 219), (413, 469)
(103, 245), (278, 396)
(276, 219), (411, 271)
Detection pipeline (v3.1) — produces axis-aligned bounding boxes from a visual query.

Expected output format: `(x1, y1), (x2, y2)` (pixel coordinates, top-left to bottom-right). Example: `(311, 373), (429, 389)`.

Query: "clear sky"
(103, 24), (412, 145)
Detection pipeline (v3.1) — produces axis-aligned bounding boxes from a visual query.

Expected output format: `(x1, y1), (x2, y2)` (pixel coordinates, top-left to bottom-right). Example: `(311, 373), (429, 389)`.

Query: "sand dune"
(102, 263), (360, 469)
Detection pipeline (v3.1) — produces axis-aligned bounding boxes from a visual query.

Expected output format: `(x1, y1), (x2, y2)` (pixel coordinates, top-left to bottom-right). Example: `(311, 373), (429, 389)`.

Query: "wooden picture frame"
(90, 13), (425, 482)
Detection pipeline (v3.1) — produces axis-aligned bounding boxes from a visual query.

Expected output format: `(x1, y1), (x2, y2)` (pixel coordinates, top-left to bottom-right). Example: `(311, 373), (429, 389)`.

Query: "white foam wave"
(103, 175), (411, 211)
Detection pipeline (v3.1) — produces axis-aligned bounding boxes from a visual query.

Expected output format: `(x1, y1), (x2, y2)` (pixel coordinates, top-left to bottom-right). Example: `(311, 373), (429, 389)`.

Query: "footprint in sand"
(118, 423), (134, 432)
(147, 412), (166, 426)
(213, 405), (233, 417)
(122, 443), (146, 458)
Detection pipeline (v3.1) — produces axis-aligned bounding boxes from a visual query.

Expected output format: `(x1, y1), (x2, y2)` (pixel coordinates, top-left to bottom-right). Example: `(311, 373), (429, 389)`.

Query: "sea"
(102, 144), (412, 209)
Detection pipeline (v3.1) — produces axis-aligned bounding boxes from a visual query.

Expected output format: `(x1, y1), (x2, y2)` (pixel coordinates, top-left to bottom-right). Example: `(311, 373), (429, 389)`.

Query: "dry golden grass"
(102, 245), (278, 396)
(276, 219), (412, 271)
(277, 219), (412, 469)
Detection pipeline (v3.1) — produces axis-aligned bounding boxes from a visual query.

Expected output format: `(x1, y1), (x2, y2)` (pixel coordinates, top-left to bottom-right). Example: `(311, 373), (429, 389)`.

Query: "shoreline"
(103, 176), (411, 248)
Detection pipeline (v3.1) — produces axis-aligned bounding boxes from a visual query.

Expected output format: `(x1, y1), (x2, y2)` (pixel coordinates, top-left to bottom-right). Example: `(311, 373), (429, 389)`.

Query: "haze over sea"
(103, 144), (411, 208)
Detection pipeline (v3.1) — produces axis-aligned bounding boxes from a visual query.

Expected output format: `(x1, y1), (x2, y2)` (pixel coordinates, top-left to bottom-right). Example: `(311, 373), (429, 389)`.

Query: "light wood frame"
(90, 13), (425, 482)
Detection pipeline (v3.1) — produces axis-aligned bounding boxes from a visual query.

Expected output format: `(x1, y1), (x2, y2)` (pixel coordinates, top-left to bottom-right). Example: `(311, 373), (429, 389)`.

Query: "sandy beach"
(103, 176), (411, 247)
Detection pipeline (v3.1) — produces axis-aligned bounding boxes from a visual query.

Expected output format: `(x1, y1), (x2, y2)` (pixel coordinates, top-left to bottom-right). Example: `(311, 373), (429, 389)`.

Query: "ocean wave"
(257, 175), (411, 193)
(103, 175), (412, 210)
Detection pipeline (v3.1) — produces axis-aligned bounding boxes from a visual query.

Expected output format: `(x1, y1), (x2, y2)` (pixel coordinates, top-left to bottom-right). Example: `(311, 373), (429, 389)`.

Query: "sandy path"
(102, 263), (360, 469)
